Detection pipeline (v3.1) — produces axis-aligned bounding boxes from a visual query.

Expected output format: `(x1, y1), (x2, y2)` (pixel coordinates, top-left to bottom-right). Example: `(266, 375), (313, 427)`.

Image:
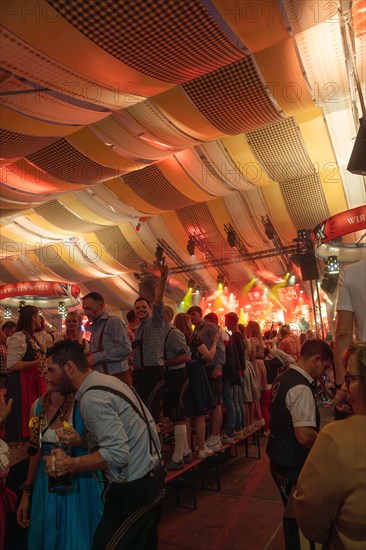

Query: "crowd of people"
(0, 256), (365, 549)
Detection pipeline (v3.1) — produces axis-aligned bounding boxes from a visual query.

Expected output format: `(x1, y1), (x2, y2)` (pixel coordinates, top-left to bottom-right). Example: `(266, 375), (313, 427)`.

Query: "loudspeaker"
(299, 251), (319, 281)
(347, 118), (366, 176)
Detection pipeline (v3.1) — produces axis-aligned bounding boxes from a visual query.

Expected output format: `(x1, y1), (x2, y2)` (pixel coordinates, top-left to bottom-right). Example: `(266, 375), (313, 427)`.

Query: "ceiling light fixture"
(187, 238), (195, 256)
(227, 228), (237, 247)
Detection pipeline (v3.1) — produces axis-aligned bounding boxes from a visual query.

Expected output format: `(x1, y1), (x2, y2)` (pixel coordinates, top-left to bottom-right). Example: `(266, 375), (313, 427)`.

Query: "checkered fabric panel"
(96, 226), (143, 269)
(177, 202), (244, 282)
(121, 165), (196, 210)
(177, 202), (224, 251)
(0, 129), (59, 158)
(27, 138), (121, 184)
(280, 174), (329, 229)
(183, 57), (283, 134)
(47, 0), (244, 83)
(246, 117), (315, 182)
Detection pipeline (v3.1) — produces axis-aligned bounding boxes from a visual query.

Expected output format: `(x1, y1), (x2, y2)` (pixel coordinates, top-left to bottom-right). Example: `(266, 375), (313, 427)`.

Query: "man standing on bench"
(187, 306), (225, 452)
(132, 258), (169, 427)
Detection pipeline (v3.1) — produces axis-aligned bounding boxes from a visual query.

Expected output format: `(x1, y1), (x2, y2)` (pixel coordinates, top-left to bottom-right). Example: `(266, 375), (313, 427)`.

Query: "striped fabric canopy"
(0, 0), (365, 315)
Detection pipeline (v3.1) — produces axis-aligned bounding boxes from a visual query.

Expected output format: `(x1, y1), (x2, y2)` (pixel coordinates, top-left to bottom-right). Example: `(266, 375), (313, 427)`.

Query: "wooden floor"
(159, 404), (334, 550)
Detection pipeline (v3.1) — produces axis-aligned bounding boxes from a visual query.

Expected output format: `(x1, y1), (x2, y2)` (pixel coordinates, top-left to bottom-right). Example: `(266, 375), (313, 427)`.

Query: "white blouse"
(6, 331), (42, 370)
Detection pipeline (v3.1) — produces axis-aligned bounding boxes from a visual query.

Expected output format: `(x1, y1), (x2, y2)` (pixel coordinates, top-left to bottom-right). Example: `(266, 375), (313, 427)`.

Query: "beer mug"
(47, 443), (73, 493)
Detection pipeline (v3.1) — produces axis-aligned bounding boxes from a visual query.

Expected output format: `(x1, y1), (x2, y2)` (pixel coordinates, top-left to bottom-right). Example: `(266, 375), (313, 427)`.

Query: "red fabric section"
(20, 370), (45, 438)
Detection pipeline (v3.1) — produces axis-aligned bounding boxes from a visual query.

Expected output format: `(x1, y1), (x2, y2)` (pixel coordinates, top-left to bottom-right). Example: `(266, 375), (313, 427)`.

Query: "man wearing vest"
(267, 338), (333, 549)
(82, 292), (132, 385)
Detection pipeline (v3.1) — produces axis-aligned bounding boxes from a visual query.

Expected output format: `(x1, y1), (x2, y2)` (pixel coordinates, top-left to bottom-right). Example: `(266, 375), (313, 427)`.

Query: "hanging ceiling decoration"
(0, 0), (365, 312)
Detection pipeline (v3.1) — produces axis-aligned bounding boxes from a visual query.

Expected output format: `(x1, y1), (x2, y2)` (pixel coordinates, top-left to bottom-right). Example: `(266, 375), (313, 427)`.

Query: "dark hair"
(204, 312), (219, 325)
(164, 305), (175, 321)
(263, 330), (271, 340)
(1, 321), (16, 333)
(16, 305), (39, 335)
(187, 306), (202, 315)
(300, 338), (333, 363)
(46, 340), (89, 373)
(225, 312), (239, 324)
(134, 296), (151, 307)
(126, 309), (137, 323)
(82, 292), (105, 304)
(300, 333), (308, 345)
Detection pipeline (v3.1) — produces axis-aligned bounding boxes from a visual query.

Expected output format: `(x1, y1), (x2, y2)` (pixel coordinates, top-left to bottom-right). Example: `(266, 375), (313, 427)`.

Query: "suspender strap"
(163, 328), (175, 360)
(82, 385), (162, 462)
(96, 318), (110, 375)
(139, 329), (144, 368)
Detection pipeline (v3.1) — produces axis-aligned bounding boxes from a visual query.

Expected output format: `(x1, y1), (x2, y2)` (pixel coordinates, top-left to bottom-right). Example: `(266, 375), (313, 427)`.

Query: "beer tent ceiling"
(0, 0), (365, 312)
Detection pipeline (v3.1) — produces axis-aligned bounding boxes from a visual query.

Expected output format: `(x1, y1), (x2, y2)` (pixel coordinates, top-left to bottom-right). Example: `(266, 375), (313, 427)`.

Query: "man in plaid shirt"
(132, 258), (169, 424)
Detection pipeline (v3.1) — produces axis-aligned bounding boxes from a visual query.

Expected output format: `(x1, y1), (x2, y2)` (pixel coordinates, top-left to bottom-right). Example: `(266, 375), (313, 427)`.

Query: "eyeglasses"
(344, 374), (362, 387)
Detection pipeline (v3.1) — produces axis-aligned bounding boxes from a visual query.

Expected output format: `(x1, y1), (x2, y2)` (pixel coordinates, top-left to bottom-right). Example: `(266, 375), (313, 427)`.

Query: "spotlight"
(18, 301), (25, 314)
(155, 245), (164, 262)
(187, 238), (195, 256)
(297, 229), (310, 242)
(227, 228), (237, 247)
(326, 255), (339, 274)
(264, 222), (274, 240)
(217, 274), (225, 286)
(188, 279), (195, 290)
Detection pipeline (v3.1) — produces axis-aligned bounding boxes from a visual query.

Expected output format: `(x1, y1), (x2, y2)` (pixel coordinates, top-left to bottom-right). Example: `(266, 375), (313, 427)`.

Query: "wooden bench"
(242, 426), (261, 459)
(201, 427), (262, 491)
(164, 456), (204, 510)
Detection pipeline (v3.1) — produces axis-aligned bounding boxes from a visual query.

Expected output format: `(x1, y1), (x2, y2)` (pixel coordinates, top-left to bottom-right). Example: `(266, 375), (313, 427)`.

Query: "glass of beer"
(47, 443), (73, 493)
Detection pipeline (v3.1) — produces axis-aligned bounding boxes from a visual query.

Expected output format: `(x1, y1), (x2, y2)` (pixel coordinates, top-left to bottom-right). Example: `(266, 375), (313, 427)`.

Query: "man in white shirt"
(266, 339), (333, 549)
(267, 339), (333, 501)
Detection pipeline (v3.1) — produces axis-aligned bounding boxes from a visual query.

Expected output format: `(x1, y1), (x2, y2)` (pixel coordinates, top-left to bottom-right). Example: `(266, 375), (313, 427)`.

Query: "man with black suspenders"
(82, 292), (132, 385)
(43, 339), (165, 550)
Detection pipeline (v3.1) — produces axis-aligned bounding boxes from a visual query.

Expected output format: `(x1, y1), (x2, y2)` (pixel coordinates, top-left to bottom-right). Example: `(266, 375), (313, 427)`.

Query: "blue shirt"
(76, 371), (161, 483)
(88, 311), (131, 375)
(194, 320), (226, 371)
